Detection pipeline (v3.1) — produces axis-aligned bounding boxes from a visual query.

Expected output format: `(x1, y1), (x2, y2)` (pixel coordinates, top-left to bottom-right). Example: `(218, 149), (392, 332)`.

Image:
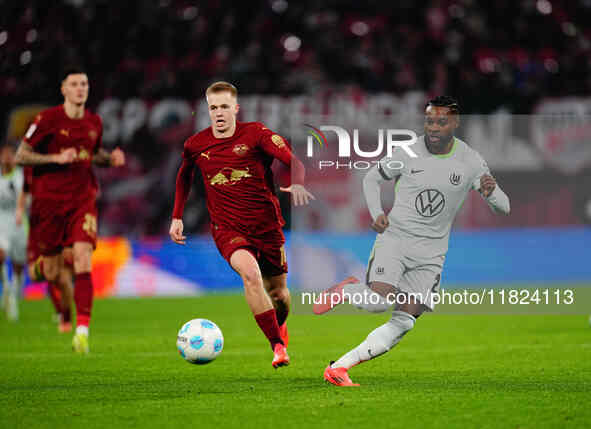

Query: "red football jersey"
(173, 121), (305, 235)
(23, 166), (32, 193)
(23, 105), (102, 201)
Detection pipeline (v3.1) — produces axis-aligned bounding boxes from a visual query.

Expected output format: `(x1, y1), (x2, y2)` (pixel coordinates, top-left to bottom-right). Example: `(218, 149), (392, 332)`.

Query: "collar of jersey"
(431, 137), (458, 159)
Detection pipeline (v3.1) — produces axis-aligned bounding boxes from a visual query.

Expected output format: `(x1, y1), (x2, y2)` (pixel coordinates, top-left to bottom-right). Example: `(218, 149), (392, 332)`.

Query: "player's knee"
(240, 268), (262, 290)
(73, 248), (92, 273)
(43, 262), (59, 283)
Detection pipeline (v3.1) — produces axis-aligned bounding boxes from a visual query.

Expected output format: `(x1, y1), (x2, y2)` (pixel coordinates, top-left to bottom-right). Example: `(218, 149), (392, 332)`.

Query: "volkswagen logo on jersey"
(450, 172), (462, 186)
(415, 189), (445, 217)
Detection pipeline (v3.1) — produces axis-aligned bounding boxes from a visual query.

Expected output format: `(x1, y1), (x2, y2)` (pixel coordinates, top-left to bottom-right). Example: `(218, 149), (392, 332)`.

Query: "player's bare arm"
(15, 141), (76, 166)
(257, 128), (314, 206)
(93, 147), (125, 167)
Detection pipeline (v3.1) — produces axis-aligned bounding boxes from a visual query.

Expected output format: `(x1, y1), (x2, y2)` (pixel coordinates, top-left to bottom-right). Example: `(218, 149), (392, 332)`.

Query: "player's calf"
(264, 274), (290, 326)
(330, 311), (416, 370)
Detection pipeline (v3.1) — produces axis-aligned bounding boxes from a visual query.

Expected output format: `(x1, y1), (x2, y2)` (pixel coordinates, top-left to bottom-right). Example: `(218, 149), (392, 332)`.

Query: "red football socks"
(74, 272), (93, 327)
(254, 309), (284, 350)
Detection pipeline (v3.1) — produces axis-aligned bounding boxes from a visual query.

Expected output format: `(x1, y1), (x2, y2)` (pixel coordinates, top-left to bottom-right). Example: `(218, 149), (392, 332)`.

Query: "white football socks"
(342, 282), (392, 313)
(332, 311), (416, 369)
(0, 263), (7, 311)
(12, 270), (23, 298)
(1, 263), (9, 295)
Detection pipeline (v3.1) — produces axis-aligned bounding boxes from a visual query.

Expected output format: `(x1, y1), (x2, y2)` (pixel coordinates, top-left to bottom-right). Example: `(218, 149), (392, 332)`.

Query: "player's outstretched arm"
(15, 141), (76, 166)
(258, 127), (315, 206)
(478, 174), (510, 215)
(93, 148), (125, 167)
(363, 165), (390, 233)
(170, 157), (196, 244)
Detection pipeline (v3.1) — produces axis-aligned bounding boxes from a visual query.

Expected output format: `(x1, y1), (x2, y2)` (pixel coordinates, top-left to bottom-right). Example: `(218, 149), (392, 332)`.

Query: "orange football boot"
(272, 343), (290, 368)
(324, 364), (359, 387)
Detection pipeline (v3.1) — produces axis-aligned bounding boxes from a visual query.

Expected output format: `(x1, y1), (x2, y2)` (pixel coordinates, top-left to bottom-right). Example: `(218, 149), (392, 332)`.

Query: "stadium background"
(1, 0), (590, 299)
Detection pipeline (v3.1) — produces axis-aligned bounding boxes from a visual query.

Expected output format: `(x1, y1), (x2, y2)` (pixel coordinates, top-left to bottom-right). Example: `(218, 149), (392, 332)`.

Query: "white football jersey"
(377, 136), (489, 257)
(0, 167), (24, 215)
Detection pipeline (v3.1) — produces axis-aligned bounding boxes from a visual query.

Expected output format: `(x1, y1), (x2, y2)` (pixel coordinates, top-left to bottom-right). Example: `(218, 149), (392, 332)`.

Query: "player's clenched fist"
(54, 147), (77, 164)
(169, 218), (186, 245)
(480, 174), (497, 198)
(110, 147), (125, 167)
(371, 213), (389, 233)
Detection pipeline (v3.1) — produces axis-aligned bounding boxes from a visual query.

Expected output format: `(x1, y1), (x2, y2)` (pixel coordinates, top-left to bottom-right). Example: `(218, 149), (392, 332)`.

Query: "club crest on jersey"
(232, 144), (249, 156)
(88, 130), (98, 141)
(415, 189), (445, 217)
(449, 172), (462, 186)
(271, 134), (286, 149)
(60, 129), (70, 137)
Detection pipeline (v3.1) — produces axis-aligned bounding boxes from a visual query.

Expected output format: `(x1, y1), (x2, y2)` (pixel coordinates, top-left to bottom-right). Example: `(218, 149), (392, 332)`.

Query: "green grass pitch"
(1, 294), (589, 429)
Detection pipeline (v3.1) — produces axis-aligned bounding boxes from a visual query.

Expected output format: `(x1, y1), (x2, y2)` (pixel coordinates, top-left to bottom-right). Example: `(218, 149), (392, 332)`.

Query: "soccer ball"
(176, 318), (224, 364)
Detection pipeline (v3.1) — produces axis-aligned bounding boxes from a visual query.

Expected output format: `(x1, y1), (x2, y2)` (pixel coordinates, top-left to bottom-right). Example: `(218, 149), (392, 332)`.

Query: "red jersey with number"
(23, 105), (102, 201)
(173, 121), (305, 235)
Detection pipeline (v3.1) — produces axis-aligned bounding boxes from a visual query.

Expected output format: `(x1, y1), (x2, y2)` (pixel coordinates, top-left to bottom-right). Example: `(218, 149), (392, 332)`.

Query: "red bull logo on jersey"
(209, 167), (252, 186)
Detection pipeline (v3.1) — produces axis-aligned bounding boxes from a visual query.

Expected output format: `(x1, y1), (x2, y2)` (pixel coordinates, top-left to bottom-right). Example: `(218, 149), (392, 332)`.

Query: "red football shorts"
(29, 197), (98, 256)
(211, 224), (287, 277)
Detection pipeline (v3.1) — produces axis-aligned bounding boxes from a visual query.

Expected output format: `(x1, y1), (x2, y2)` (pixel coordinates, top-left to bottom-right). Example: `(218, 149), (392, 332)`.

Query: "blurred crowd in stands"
(2, 0), (590, 111)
